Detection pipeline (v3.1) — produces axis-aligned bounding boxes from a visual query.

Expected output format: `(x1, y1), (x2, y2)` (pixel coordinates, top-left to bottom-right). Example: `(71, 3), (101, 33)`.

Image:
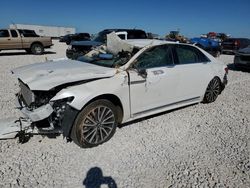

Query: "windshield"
(77, 52), (132, 68)
(92, 31), (109, 43)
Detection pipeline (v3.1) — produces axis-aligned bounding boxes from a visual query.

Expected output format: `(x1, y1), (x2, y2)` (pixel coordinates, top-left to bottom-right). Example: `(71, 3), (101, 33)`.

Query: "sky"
(0, 0), (250, 38)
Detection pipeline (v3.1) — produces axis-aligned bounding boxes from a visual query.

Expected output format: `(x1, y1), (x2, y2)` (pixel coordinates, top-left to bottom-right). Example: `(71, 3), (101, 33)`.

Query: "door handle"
(7, 39), (11, 40)
(152, 70), (164, 75)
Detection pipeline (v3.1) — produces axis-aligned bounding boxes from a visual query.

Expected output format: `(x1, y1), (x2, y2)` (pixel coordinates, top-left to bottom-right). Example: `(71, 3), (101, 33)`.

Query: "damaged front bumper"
(15, 95), (79, 138)
(21, 104), (53, 122)
(16, 97), (54, 122)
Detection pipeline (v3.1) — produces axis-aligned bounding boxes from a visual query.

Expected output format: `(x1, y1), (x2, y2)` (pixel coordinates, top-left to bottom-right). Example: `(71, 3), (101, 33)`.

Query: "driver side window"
(135, 45), (173, 69)
(0, 30), (10, 38)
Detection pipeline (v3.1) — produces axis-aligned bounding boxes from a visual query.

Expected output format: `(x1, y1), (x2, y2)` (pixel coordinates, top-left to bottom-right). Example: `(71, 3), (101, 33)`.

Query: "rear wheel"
(71, 99), (118, 148)
(31, 43), (44, 55)
(203, 77), (221, 103)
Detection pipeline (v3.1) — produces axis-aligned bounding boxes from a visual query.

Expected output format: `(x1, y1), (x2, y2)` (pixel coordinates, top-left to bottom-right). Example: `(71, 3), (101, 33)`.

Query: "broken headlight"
(51, 97), (74, 122)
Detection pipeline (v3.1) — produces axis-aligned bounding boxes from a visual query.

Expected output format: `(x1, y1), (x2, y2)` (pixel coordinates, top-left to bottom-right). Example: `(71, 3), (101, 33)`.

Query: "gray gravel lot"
(0, 41), (249, 187)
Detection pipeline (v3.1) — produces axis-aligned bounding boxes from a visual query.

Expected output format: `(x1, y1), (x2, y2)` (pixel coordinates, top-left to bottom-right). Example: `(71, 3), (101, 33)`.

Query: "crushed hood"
(12, 59), (116, 90)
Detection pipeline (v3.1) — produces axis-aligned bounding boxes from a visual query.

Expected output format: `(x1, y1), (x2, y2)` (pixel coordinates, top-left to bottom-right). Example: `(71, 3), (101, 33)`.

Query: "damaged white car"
(9, 33), (228, 148)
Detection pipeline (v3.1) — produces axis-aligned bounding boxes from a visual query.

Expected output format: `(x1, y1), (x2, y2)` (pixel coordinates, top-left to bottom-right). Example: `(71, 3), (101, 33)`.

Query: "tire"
(71, 99), (118, 148)
(31, 43), (44, 55)
(203, 77), (221, 103)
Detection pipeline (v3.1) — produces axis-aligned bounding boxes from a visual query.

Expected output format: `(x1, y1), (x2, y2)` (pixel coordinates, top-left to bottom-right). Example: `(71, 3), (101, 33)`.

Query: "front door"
(0, 29), (12, 49)
(128, 44), (179, 116)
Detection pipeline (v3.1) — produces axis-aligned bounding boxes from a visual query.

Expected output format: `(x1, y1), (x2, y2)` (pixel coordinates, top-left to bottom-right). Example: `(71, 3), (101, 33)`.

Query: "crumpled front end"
(16, 79), (79, 137)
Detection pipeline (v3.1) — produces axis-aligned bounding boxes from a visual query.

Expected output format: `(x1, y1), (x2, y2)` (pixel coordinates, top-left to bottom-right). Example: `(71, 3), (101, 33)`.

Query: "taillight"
(225, 67), (228, 74)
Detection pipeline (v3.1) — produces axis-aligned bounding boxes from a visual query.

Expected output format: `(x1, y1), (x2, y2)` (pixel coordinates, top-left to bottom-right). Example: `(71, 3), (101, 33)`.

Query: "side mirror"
(138, 68), (147, 78)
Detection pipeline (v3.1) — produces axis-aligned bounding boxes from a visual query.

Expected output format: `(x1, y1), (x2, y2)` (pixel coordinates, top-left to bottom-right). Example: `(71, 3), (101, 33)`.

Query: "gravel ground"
(0, 41), (249, 188)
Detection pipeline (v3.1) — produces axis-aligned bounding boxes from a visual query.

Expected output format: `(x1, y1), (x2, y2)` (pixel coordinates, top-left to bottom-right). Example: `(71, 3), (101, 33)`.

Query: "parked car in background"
(12, 39), (228, 148)
(66, 29), (147, 59)
(234, 45), (250, 69)
(165, 31), (188, 43)
(190, 37), (222, 57)
(59, 33), (90, 45)
(222, 38), (250, 54)
(0, 29), (53, 54)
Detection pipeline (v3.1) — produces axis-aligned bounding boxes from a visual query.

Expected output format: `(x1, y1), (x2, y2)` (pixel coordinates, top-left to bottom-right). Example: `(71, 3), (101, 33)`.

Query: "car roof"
(123, 39), (179, 48)
(102, 29), (145, 32)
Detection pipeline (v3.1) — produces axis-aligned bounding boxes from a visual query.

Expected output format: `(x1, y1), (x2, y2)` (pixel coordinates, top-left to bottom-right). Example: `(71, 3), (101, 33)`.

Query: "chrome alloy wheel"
(80, 106), (115, 144)
(205, 78), (221, 102)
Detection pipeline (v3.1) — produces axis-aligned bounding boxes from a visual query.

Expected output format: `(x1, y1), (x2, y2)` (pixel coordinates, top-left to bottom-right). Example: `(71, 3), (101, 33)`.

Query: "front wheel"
(203, 77), (221, 103)
(71, 99), (118, 148)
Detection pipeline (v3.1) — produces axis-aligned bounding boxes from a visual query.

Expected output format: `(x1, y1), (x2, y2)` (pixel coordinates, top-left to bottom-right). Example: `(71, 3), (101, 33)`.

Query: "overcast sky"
(0, 0), (249, 38)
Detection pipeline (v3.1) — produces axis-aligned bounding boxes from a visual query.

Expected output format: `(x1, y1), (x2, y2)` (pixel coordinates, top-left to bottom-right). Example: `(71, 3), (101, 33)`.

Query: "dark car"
(234, 45), (250, 69)
(222, 38), (250, 54)
(59, 33), (90, 45)
(66, 29), (147, 59)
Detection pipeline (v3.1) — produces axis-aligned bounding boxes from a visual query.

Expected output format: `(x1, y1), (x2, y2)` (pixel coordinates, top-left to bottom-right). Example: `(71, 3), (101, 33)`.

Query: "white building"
(9, 24), (76, 38)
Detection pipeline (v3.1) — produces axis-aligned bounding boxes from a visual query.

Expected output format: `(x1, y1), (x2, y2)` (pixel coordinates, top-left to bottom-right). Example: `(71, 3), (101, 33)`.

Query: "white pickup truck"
(0, 29), (53, 54)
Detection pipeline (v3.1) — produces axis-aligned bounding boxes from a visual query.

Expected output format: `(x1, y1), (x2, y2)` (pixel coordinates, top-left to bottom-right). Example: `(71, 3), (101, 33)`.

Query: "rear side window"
(175, 45), (210, 64)
(10, 30), (18, 37)
(0, 30), (10, 37)
(18, 29), (38, 37)
(127, 31), (147, 39)
(117, 34), (126, 40)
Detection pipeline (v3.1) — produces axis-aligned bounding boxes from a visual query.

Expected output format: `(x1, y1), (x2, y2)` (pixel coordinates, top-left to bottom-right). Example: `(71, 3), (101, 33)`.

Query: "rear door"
(172, 44), (212, 101)
(18, 30), (38, 48)
(9, 30), (22, 49)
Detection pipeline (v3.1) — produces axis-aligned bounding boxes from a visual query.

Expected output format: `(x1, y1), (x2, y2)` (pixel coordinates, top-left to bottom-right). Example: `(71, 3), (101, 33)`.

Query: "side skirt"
(127, 96), (201, 122)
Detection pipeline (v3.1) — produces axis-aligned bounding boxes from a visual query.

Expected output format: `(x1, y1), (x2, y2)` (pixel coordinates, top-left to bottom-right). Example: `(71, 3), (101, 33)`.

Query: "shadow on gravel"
(227, 63), (250, 73)
(0, 51), (56, 56)
(17, 132), (61, 144)
(119, 104), (196, 129)
(83, 167), (117, 188)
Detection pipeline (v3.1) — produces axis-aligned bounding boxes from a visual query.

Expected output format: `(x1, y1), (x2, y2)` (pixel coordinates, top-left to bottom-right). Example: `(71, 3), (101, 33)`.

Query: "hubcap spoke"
(85, 128), (97, 139)
(82, 105), (115, 144)
(88, 129), (97, 143)
(206, 78), (220, 102)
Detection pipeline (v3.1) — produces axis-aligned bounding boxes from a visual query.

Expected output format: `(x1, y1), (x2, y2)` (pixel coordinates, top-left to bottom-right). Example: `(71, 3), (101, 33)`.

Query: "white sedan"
(12, 39), (228, 148)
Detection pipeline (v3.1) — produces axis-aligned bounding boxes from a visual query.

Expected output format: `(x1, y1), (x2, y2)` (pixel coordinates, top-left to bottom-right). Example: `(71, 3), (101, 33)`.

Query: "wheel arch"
(80, 94), (124, 124)
(30, 41), (44, 48)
